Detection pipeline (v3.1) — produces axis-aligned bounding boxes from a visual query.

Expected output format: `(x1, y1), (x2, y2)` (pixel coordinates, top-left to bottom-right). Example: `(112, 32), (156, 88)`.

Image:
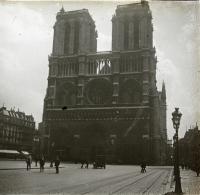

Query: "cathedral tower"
(52, 7), (97, 56)
(112, 1), (153, 51)
(42, 2), (167, 165)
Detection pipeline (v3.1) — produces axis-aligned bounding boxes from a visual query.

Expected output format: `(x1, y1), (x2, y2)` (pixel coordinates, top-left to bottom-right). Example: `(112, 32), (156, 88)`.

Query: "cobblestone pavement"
(168, 169), (200, 195)
(0, 159), (64, 170)
(0, 160), (173, 194)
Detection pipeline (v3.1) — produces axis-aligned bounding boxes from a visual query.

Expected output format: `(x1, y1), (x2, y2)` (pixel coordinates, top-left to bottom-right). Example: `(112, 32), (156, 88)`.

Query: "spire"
(56, 5), (65, 19)
(195, 122), (198, 130)
(161, 81), (166, 101)
(60, 5), (65, 13)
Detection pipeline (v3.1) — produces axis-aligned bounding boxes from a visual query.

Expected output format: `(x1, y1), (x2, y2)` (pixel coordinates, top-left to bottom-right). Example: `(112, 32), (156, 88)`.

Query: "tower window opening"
(74, 21), (80, 54)
(64, 23), (70, 55)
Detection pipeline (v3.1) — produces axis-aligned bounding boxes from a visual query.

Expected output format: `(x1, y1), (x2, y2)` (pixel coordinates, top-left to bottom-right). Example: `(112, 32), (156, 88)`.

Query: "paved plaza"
(0, 160), (199, 194)
(172, 169), (200, 194)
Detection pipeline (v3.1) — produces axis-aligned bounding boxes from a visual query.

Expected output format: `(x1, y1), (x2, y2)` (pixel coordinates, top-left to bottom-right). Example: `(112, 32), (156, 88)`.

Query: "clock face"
(86, 78), (113, 105)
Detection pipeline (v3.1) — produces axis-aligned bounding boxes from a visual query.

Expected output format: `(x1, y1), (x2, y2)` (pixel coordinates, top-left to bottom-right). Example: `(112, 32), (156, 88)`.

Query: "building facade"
(42, 1), (167, 164)
(0, 106), (35, 152)
(179, 125), (200, 169)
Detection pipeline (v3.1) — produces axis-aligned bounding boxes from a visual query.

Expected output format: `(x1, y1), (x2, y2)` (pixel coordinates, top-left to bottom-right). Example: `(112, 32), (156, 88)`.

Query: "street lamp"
(172, 108), (182, 194)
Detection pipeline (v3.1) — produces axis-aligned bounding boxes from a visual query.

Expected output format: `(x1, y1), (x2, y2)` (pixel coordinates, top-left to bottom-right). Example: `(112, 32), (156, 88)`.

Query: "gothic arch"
(119, 79), (142, 104)
(56, 82), (77, 106)
(80, 123), (107, 158)
(64, 22), (70, 55)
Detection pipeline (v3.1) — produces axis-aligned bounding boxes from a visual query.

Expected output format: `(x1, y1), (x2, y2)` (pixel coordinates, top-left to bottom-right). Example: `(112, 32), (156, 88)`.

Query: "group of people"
(26, 154), (60, 173)
(81, 160), (89, 169)
(180, 162), (200, 177)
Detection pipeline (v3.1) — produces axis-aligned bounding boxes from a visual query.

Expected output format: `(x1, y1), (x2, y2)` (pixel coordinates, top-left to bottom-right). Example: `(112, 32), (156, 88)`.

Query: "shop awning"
(0, 150), (20, 154)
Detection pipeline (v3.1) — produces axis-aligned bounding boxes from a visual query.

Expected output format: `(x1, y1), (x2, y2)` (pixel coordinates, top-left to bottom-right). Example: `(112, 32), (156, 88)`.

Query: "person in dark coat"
(55, 156), (60, 174)
(39, 155), (45, 172)
(26, 155), (32, 171)
(80, 150), (89, 169)
(141, 161), (146, 173)
(35, 154), (39, 167)
(195, 160), (200, 176)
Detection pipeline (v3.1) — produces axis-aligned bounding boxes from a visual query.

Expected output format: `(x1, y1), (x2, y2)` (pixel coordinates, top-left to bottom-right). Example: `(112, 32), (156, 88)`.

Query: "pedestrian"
(81, 160), (89, 169)
(39, 155), (45, 172)
(143, 162), (147, 173)
(55, 156), (60, 174)
(35, 154), (39, 167)
(81, 159), (84, 169)
(80, 149), (89, 169)
(50, 160), (54, 168)
(141, 161), (146, 173)
(85, 160), (89, 169)
(195, 162), (200, 177)
(26, 154), (32, 171)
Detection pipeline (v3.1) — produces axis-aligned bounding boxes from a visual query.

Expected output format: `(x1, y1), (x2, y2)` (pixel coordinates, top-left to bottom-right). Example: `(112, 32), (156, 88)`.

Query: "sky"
(0, 0), (199, 139)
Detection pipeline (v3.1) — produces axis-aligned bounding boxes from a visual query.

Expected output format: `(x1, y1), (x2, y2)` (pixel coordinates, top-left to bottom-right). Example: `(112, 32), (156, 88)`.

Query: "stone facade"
(52, 8), (97, 56)
(42, 1), (167, 165)
(179, 125), (200, 169)
(0, 106), (35, 152)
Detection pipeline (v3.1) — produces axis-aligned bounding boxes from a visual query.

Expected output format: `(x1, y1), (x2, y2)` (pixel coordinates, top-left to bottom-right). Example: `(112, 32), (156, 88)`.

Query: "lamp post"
(172, 108), (182, 194)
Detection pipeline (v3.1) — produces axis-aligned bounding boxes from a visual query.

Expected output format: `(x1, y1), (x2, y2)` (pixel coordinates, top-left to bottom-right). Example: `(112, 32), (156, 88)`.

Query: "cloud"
(97, 32), (112, 51)
(156, 47), (198, 138)
(0, 3), (52, 126)
(0, 1), (199, 137)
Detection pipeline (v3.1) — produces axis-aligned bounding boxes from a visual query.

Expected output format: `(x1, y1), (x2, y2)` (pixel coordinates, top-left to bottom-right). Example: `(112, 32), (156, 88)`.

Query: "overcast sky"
(0, 1), (199, 139)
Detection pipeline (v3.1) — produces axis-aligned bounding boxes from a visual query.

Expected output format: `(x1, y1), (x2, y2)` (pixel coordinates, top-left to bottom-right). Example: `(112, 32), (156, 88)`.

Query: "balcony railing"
(48, 49), (154, 77)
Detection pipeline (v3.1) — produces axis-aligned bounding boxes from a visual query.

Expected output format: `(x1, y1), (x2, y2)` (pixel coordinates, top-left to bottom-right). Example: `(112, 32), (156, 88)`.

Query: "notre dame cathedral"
(42, 1), (167, 165)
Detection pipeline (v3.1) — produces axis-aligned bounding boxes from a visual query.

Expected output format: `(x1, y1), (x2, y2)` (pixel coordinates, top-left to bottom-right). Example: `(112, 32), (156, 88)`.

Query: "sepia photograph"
(0, 0), (199, 194)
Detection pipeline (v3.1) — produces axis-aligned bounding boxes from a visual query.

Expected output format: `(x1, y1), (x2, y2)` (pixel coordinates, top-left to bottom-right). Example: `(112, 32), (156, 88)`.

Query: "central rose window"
(86, 78), (113, 105)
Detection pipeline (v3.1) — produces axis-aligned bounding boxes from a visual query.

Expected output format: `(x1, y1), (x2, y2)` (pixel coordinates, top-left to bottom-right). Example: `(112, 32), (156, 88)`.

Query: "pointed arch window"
(56, 82), (76, 106)
(64, 22), (70, 55)
(74, 21), (80, 54)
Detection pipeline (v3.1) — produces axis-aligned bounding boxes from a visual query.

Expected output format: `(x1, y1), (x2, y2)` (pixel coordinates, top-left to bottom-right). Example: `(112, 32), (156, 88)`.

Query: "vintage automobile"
(93, 155), (106, 169)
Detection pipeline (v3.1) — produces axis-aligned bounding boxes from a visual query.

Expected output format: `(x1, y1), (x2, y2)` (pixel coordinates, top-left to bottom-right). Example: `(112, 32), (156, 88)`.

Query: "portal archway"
(80, 123), (107, 160)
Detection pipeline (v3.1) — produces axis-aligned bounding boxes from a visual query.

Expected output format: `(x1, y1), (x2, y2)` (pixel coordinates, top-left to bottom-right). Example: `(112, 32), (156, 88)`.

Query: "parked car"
(93, 155), (106, 169)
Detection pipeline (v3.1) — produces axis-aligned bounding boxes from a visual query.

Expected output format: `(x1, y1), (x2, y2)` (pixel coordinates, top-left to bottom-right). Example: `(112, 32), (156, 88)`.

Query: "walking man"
(55, 156), (60, 174)
(26, 154), (32, 171)
(141, 161), (146, 173)
(35, 154), (39, 167)
(39, 155), (45, 172)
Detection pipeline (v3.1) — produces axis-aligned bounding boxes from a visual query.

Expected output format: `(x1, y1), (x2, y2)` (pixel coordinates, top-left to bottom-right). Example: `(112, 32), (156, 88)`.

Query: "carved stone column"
(112, 52), (120, 104)
(142, 54), (149, 104)
(119, 18), (124, 51)
(112, 16), (117, 51)
(86, 21), (91, 53)
(79, 18), (85, 54)
(128, 20), (134, 50)
(77, 55), (86, 105)
(52, 20), (65, 56)
(69, 19), (75, 55)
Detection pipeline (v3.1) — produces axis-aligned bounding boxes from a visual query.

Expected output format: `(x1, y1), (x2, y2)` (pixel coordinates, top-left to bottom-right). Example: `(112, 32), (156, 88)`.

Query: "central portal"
(80, 123), (107, 161)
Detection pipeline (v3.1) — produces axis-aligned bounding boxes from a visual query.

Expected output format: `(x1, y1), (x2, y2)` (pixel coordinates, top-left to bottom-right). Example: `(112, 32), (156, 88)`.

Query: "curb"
(164, 169), (174, 194)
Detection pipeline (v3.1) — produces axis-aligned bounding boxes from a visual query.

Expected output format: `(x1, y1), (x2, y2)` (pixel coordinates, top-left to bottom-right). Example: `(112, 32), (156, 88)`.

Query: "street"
(0, 161), (172, 194)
